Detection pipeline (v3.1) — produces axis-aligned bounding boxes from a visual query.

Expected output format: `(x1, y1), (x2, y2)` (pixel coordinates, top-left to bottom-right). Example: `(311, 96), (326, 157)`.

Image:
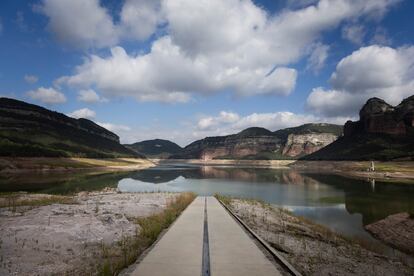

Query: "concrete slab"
(130, 196), (281, 276)
(207, 196), (281, 276)
(131, 196), (205, 276)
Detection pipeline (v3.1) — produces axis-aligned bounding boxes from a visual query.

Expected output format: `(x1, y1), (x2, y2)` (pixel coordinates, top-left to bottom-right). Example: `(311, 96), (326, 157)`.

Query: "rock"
(365, 212), (414, 255)
(172, 124), (342, 160)
(345, 95), (414, 137)
(282, 133), (337, 157)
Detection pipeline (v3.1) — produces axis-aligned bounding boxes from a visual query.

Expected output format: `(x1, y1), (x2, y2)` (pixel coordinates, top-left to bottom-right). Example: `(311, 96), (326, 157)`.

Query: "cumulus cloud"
(38, 0), (163, 48)
(27, 87), (66, 104)
(68, 108), (96, 119)
(307, 45), (414, 117)
(54, 0), (400, 102)
(38, 0), (118, 48)
(77, 89), (107, 103)
(120, 0), (164, 41)
(24, 74), (38, 84)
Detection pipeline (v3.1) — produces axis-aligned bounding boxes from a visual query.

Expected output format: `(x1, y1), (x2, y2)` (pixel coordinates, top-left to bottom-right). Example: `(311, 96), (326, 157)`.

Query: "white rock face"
(282, 133), (338, 157)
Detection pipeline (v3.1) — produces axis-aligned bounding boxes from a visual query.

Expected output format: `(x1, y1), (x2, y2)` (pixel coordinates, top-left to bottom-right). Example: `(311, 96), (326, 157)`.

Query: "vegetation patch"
(0, 193), (76, 210)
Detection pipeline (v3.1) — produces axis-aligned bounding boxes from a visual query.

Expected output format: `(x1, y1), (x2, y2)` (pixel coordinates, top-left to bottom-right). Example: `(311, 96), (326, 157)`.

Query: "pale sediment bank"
(0, 191), (183, 276)
(217, 196), (414, 276)
(155, 158), (295, 168)
(0, 157), (155, 174)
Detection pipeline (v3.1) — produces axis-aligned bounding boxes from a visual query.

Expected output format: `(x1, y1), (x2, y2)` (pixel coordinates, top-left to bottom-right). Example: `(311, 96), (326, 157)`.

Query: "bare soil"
(226, 198), (414, 276)
(0, 191), (178, 275)
(365, 212), (414, 255)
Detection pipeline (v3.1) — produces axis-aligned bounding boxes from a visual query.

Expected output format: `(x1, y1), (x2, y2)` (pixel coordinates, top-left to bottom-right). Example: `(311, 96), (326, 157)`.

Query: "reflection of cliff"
(129, 169), (184, 183)
(305, 174), (414, 225)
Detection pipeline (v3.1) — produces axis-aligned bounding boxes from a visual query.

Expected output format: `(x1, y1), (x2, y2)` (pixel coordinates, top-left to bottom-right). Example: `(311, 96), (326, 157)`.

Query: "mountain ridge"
(0, 97), (141, 158)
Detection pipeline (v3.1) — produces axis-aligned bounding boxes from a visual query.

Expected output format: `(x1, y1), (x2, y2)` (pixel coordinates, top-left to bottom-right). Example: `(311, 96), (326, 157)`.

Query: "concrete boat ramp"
(130, 196), (285, 276)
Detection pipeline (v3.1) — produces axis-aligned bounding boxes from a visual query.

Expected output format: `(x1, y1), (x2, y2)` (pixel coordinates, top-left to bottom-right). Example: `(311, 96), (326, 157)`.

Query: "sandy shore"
(220, 197), (414, 276)
(0, 157), (155, 174)
(0, 191), (178, 276)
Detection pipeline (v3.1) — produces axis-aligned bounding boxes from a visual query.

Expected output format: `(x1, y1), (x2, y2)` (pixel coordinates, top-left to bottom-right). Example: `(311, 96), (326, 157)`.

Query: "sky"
(0, 0), (413, 146)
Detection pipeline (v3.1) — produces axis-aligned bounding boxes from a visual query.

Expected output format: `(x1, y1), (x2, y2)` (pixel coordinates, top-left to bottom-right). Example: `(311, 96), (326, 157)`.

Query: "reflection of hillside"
(0, 171), (133, 194)
(304, 174), (414, 225)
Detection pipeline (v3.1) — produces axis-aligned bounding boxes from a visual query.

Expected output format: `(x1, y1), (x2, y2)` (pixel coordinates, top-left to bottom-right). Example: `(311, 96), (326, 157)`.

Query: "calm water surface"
(2, 163), (414, 254)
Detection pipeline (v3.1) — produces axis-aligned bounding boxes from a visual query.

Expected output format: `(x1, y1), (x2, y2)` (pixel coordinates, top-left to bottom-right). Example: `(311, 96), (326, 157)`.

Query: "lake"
(2, 163), (414, 256)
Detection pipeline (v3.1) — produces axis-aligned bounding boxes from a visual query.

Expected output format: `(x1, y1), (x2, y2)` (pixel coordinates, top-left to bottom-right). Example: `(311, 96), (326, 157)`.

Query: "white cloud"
(97, 122), (131, 132)
(68, 108), (96, 120)
(27, 87), (66, 104)
(38, 0), (163, 48)
(342, 24), (365, 45)
(307, 43), (330, 73)
(120, 0), (164, 41)
(55, 0), (399, 102)
(307, 45), (414, 117)
(24, 74), (38, 84)
(39, 0), (118, 48)
(77, 89), (107, 103)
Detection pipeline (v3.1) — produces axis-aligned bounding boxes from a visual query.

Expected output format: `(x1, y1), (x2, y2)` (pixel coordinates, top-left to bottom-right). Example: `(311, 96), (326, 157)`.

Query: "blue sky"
(0, 0), (413, 146)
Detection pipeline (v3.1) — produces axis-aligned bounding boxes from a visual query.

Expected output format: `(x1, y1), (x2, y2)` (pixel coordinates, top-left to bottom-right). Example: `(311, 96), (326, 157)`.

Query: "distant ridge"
(304, 96), (414, 160)
(171, 123), (342, 160)
(125, 139), (182, 158)
(0, 97), (141, 158)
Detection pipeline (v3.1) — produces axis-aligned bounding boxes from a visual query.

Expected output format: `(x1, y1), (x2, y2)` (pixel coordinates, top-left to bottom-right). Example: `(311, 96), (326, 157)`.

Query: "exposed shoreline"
(0, 157), (155, 175)
(217, 196), (414, 275)
(0, 191), (194, 276)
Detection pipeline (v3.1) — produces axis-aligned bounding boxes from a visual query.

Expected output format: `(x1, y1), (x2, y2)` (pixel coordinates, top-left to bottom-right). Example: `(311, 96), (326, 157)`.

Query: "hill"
(171, 124), (342, 160)
(304, 96), (414, 160)
(0, 97), (141, 158)
(125, 139), (183, 158)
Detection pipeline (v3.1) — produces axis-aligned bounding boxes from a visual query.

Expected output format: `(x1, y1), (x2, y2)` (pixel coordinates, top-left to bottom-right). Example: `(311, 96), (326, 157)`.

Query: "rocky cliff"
(0, 97), (139, 158)
(172, 124), (342, 160)
(304, 96), (414, 160)
(282, 133), (338, 157)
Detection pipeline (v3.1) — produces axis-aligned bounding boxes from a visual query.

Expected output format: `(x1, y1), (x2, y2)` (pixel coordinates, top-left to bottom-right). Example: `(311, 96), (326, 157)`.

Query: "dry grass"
(97, 192), (196, 276)
(0, 193), (76, 210)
